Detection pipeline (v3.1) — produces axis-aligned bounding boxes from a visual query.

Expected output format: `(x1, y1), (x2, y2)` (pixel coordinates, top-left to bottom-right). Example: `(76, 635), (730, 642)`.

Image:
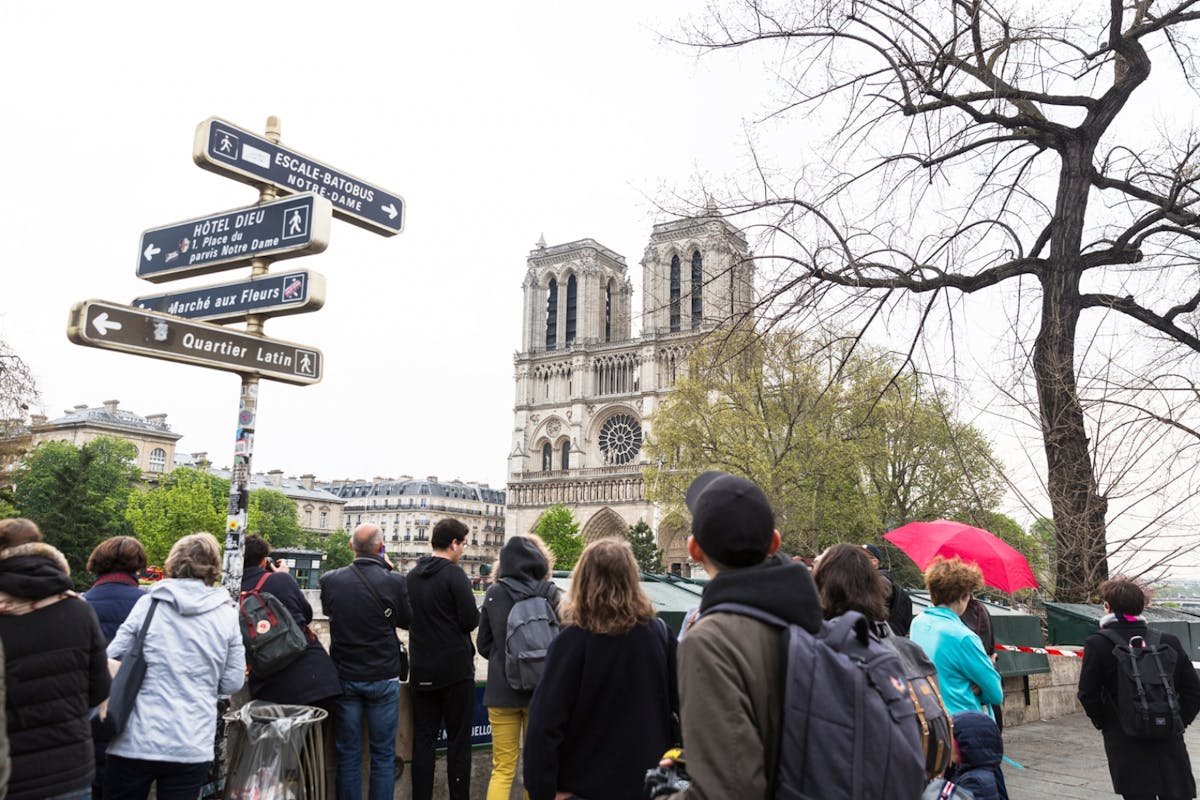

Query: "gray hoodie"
(107, 578), (245, 763)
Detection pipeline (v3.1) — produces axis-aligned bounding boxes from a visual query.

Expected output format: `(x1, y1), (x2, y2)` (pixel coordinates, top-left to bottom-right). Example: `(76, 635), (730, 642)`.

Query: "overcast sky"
(0, 1), (770, 490)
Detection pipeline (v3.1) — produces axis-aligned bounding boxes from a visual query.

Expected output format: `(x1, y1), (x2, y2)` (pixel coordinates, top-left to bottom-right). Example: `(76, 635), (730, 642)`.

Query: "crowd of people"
(0, 467), (1193, 799)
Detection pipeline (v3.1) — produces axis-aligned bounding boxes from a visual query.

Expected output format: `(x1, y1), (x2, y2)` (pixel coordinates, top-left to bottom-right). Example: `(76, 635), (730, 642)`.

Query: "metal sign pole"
(221, 117), (281, 599)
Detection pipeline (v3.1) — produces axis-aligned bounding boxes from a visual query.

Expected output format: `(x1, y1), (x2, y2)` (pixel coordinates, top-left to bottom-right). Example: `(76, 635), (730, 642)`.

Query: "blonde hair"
(923, 556), (983, 607)
(165, 532), (222, 586)
(565, 538), (655, 636)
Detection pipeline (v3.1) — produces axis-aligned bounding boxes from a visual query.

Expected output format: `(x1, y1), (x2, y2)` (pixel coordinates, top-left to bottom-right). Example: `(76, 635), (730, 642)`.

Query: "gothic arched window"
(566, 275), (577, 344)
(542, 442), (553, 472)
(561, 441), (570, 470)
(605, 280), (613, 342)
(669, 255), (681, 332)
(691, 250), (703, 329)
(545, 278), (558, 350)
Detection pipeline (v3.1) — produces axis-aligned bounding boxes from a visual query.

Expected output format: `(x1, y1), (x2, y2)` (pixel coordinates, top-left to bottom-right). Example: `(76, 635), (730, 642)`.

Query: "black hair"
(432, 518), (468, 550)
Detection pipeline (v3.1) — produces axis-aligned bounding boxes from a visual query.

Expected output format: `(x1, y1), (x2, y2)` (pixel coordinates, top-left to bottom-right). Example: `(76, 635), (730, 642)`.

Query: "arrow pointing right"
(143, 243), (161, 261)
(382, 203), (398, 220)
(92, 313), (123, 336)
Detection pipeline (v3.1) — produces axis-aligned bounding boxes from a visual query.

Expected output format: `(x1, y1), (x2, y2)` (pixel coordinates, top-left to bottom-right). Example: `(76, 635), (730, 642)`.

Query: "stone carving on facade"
(546, 419), (561, 436)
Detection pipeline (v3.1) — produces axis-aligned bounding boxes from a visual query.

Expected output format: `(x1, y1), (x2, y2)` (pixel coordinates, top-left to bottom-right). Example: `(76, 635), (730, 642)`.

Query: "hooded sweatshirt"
(406, 555), (480, 690)
(477, 537), (559, 708)
(947, 710), (1009, 800)
(106, 578), (245, 763)
(671, 555), (825, 800)
(0, 542), (108, 800)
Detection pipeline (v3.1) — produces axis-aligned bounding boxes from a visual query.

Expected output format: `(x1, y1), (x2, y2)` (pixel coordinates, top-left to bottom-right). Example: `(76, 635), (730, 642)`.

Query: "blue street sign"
(193, 117), (405, 236)
(136, 193), (331, 283)
(132, 270), (326, 324)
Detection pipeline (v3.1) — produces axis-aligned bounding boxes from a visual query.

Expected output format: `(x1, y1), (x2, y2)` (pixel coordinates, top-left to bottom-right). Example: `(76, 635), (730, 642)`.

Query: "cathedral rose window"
(599, 414), (643, 465)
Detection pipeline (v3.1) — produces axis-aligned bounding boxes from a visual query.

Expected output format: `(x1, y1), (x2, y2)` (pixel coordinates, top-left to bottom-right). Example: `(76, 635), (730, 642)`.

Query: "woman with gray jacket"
(104, 533), (245, 800)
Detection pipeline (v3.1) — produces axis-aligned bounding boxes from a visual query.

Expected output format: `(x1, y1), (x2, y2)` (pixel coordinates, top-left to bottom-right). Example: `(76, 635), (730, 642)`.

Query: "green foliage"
(12, 437), (139, 587)
(0, 496), (15, 520)
(249, 489), (317, 549)
(125, 467), (227, 566)
(535, 505), (584, 570)
(321, 530), (353, 570)
(645, 328), (1006, 561)
(628, 520), (664, 573)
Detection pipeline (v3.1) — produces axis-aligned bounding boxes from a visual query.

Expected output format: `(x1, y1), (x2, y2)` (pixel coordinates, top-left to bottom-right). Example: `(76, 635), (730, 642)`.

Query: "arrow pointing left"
(92, 313), (122, 336)
(143, 243), (161, 261)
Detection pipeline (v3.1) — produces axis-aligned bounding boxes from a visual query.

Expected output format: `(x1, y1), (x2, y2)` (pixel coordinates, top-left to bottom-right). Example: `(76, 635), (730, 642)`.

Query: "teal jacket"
(910, 606), (1003, 715)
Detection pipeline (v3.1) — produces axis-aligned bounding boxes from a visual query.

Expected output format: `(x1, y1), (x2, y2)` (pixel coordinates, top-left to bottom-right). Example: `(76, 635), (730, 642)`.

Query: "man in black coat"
(864, 543), (913, 636)
(1079, 578), (1200, 800)
(406, 518), (480, 800)
(320, 524), (412, 800)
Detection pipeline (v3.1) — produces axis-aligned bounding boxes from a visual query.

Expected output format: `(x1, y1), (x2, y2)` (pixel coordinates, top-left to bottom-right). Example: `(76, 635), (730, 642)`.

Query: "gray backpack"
(500, 578), (559, 692)
(706, 603), (927, 800)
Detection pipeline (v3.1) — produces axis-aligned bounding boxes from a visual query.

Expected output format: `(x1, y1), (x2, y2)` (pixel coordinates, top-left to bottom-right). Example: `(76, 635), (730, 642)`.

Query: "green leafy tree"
(13, 437), (139, 586)
(125, 467), (227, 566)
(249, 489), (316, 549)
(646, 329), (1004, 559)
(535, 505), (584, 571)
(628, 520), (664, 574)
(321, 529), (353, 570)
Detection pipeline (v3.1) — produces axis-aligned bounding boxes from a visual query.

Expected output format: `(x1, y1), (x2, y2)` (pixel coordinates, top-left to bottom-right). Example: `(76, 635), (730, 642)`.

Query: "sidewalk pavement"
(1002, 712), (1200, 798)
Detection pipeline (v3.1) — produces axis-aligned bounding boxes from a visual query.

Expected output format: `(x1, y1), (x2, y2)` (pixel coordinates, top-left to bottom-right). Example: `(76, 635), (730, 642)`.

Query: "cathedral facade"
(505, 213), (751, 571)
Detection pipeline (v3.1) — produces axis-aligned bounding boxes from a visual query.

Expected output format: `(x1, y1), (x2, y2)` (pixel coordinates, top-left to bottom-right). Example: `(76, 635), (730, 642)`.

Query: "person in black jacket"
(863, 543), (913, 635)
(1078, 577), (1200, 800)
(0, 527), (109, 800)
(523, 537), (678, 800)
(406, 518), (480, 800)
(240, 535), (340, 710)
(320, 524), (412, 800)
(477, 534), (559, 800)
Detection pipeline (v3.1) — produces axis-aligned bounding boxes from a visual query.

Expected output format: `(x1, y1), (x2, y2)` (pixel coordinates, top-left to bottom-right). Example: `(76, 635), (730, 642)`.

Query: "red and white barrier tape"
(996, 643), (1083, 658)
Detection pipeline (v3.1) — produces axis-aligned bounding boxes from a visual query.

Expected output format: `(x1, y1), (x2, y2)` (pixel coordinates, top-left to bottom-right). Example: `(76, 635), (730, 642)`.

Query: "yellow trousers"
(487, 706), (530, 800)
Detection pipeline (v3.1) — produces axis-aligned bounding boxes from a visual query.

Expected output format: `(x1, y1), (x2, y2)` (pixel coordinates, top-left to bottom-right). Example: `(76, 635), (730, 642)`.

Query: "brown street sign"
(67, 300), (323, 385)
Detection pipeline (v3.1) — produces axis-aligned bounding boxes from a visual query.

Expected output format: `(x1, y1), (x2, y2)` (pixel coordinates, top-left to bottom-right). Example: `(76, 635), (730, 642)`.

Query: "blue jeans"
(335, 678), (400, 800)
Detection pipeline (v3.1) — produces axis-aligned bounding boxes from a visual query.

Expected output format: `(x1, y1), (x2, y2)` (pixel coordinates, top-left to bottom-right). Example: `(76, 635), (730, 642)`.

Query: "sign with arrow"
(132, 270), (325, 324)
(67, 300), (323, 385)
(137, 193), (331, 283)
(193, 117), (405, 236)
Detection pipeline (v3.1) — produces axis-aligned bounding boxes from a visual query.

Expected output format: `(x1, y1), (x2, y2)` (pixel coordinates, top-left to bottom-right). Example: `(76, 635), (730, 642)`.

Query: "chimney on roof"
(427, 476), (438, 483)
(103, 400), (119, 415)
(145, 413), (167, 428)
(73, 405), (88, 413)
(192, 452), (210, 470)
(300, 474), (315, 491)
(29, 414), (46, 426)
(267, 469), (284, 487)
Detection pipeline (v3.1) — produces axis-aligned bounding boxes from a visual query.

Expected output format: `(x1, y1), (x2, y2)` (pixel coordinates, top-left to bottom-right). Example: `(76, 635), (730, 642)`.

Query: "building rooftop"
(31, 400), (181, 440)
(324, 476), (505, 505)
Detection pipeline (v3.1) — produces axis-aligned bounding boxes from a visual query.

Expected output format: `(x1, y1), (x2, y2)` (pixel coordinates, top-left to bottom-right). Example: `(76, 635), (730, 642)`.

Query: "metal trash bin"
(224, 701), (328, 800)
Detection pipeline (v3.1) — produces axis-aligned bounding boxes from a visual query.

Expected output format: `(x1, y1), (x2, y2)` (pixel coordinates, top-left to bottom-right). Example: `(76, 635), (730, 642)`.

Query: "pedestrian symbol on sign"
(297, 350), (316, 377)
(281, 205), (310, 241)
(210, 128), (240, 162)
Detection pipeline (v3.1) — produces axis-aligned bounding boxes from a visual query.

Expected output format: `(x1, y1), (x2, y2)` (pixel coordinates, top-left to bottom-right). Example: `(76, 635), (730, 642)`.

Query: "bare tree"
(0, 338), (37, 424)
(682, 0), (1200, 601)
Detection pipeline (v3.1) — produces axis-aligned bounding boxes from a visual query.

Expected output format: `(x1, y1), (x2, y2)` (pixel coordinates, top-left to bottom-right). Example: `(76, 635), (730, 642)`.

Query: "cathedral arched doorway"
(581, 507), (627, 543)
(657, 514), (690, 576)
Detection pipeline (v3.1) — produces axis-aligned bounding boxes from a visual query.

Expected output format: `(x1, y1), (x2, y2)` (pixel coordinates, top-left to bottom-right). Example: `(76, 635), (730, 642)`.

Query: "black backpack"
(1101, 628), (1184, 740)
(706, 603), (927, 799)
(500, 578), (559, 692)
(238, 573), (308, 678)
(876, 623), (954, 780)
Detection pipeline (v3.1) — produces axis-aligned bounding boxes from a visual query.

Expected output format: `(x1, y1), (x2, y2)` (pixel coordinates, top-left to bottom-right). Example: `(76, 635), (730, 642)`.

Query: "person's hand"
(554, 793), (573, 800)
(970, 683), (981, 697)
(272, 559), (290, 574)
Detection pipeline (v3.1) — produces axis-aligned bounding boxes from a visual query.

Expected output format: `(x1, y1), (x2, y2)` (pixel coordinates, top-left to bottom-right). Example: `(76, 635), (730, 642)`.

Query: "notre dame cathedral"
(505, 211), (752, 572)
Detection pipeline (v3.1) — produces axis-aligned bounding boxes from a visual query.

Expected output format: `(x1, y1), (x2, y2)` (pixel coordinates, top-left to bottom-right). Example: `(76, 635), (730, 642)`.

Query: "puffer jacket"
(947, 710), (1008, 800)
(477, 536), (559, 708)
(106, 578), (245, 763)
(0, 542), (109, 800)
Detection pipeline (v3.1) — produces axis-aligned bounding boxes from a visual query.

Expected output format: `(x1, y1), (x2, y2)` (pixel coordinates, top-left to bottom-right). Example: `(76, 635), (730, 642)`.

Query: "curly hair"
(165, 532), (222, 586)
(812, 543), (889, 622)
(923, 556), (983, 607)
(564, 538), (655, 636)
(87, 536), (147, 575)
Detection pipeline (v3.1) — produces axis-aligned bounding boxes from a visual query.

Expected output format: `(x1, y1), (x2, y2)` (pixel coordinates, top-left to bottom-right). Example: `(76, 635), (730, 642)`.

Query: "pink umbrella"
(883, 519), (1038, 593)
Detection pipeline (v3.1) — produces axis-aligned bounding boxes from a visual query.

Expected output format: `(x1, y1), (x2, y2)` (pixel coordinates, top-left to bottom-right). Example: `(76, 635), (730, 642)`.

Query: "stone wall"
(1000, 647), (1084, 727)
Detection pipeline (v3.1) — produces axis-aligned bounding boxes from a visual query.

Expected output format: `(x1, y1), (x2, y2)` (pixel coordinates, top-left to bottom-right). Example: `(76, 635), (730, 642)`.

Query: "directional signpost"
(194, 117), (405, 236)
(68, 300), (323, 385)
(132, 270), (325, 324)
(137, 193), (331, 282)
